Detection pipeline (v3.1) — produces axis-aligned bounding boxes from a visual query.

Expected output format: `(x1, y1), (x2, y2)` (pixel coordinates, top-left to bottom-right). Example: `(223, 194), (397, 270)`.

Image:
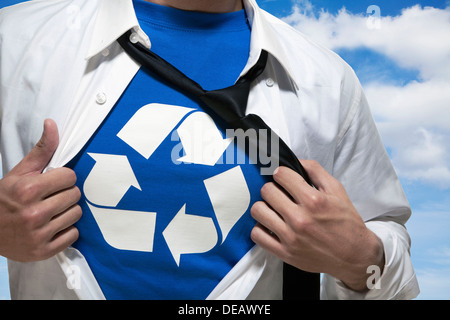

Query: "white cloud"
(365, 80), (450, 131)
(401, 209), (450, 299)
(282, 2), (450, 189)
(415, 267), (450, 299)
(283, 4), (450, 80)
(428, 246), (450, 265)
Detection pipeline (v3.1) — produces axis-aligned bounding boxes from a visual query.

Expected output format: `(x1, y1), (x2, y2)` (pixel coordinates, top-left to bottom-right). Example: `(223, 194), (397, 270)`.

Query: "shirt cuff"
(321, 220), (420, 300)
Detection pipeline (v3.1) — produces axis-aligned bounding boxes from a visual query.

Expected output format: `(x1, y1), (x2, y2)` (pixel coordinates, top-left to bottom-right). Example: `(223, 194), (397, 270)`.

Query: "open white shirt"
(0, 0), (419, 299)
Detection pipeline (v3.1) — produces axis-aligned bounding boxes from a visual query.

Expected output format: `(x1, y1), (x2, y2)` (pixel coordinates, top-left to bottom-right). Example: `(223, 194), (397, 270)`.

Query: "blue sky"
(261, 0), (448, 16)
(1, 0), (449, 300)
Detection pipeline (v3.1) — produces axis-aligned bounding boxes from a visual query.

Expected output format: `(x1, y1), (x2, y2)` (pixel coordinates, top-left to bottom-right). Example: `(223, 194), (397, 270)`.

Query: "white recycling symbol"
(83, 103), (251, 266)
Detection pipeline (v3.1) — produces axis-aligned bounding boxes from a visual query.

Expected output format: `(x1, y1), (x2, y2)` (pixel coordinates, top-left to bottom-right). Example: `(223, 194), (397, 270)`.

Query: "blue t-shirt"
(68, 0), (269, 299)
(0, 0), (29, 9)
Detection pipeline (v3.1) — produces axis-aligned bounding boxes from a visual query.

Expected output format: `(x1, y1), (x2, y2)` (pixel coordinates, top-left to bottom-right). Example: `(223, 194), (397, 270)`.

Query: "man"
(0, 0), (419, 299)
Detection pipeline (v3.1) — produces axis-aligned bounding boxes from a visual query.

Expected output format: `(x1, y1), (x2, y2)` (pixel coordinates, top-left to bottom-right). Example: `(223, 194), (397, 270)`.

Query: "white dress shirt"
(0, 0), (419, 300)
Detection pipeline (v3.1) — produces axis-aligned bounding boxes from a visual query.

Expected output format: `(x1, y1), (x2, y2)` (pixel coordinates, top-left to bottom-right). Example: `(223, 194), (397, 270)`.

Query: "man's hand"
(0, 119), (82, 262)
(250, 160), (385, 291)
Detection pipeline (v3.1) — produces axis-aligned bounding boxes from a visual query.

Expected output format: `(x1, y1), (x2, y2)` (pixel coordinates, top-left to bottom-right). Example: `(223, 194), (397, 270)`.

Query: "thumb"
(299, 159), (342, 194)
(10, 119), (59, 176)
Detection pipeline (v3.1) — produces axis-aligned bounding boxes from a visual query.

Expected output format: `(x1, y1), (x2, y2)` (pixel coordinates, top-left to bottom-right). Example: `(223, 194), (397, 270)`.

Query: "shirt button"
(96, 92), (107, 105)
(101, 48), (110, 57)
(129, 32), (139, 44)
(266, 78), (275, 87)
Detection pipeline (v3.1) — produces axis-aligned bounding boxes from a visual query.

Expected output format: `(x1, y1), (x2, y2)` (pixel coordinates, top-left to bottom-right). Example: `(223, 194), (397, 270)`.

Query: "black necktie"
(118, 30), (320, 300)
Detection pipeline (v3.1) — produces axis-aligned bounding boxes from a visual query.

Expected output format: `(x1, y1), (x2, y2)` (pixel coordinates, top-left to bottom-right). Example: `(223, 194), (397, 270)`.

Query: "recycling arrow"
(87, 202), (157, 252)
(83, 153), (141, 207)
(204, 166), (250, 243)
(163, 204), (218, 266)
(117, 103), (194, 159)
(177, 111), (233, 166)
(82, 104), (253, 269)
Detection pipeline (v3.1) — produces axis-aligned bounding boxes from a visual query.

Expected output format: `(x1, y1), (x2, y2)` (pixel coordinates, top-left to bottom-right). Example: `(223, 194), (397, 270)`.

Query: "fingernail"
(273, 167), (279, 176)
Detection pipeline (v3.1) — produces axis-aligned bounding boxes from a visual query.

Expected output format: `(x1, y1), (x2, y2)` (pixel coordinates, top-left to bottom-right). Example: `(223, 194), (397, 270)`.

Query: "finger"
(250, 201), (287, 239)
(45, 226), (80, 259)
(47, 204), (83, 239)
(38, 167), (78, 200)
(37, 186), (81, 226)
(260, 182), (297, 221)
(300, 160), (337, 193)
(251, 223), (287, 259)
(272, 166), (315, 204)
(9, 119), (59, 177)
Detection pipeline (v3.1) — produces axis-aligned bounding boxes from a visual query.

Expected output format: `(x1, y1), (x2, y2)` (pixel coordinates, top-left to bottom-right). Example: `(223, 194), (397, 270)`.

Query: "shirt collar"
(86, 0), (298, 86)
(85, 0), (147, 60)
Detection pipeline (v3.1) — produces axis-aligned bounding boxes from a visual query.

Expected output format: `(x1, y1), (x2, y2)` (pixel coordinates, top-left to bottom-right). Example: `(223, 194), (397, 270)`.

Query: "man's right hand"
(0, 119), (82, 262)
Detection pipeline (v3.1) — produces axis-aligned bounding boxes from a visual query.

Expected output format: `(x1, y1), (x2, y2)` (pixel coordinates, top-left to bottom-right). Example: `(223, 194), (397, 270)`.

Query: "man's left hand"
(250, 160), (385, 291)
